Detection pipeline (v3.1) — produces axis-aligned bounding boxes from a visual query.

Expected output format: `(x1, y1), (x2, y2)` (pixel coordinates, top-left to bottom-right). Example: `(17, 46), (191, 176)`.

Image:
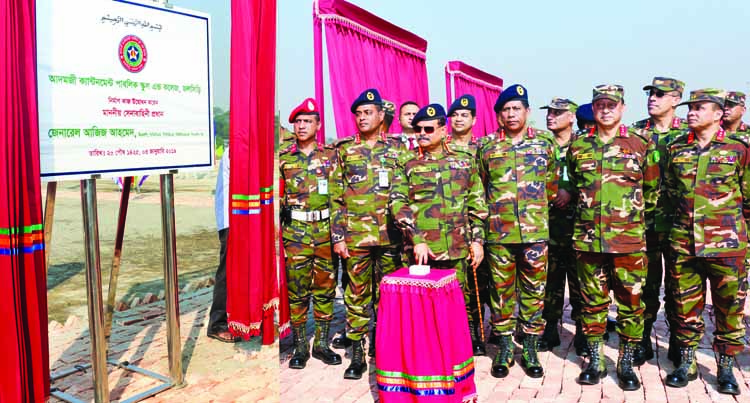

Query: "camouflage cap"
(382, 99), (396, 117)
(677, 88), (726, 108)
(592, 84), (624, 103)
(725, 91), (746, 106)
(539, 97), (578, 113)
(642, 77), (685, 95)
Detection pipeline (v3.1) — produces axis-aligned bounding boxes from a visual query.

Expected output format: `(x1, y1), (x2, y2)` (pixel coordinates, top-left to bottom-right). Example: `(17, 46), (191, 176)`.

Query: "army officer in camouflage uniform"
(630, 77), (687, 366)
(280, 98), (341, 370)
(562, 85), (659, 391)
(663, 89), (750, 396)
(478, 84), (558, 379)
(330, 88), (407, 380)
(389, 102), (488, 344)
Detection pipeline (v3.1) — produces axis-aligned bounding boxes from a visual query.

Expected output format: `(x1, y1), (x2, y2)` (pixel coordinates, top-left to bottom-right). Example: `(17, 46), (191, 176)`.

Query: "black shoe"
(343, 340), (367, 380)
(578, 337), (606, 385)
(311, 322), (342, 365)
(632, 321), (654, 366)
(289, 325), (311, 370)
(665, 346), (697, 388)
(717, 354), (740, 395)
(468, 321), (487, 356)
(574, 322), (588, 357)
(332, 332), (352, 349)
(538, 322), (560, 352)
(616, 341), (641, 391)
(521, 334), (544, 378)
(490, 335), (514, 378)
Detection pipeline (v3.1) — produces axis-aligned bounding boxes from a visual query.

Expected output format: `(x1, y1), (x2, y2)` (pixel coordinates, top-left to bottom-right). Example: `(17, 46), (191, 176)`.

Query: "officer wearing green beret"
(478, 84), (558, 379)
(562, 84), (659, 391)
(664, 89), (749, 396)
(630, 77), (688, 366)
(330, 88), (407, 380)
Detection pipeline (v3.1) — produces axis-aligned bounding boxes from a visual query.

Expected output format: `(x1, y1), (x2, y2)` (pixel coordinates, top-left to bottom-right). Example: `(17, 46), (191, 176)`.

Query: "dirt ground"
(45, 170), (220, 322)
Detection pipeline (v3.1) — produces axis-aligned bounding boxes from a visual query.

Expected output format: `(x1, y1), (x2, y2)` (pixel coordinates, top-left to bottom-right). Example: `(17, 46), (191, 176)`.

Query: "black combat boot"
(578, 337), (606, 385)
(667, 331), (680, 366)
(574, 321), (588, 357)
(633, 320), (654, 366)
(616, 341), (641, 391)
(289, 325), (310, 369)
(717, 354), (740, 395)
(490, 335), (514, 378)
(311, 322), (342, 365)
(468, 320), (486, 356)
(520, 334), (544, 378)
(665, 346), (697, 388)
(331, 329), (352, 349)
(343, 339), (367, 380)
(538, 321), (560, 352)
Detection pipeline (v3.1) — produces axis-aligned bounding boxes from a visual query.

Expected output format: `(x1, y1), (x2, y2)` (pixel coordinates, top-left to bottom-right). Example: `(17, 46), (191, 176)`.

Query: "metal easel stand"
(50, 174), (184, 403)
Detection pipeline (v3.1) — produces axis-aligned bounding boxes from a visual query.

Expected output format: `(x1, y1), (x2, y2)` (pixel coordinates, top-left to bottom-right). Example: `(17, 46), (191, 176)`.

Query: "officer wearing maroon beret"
(280, 97), (342, 370)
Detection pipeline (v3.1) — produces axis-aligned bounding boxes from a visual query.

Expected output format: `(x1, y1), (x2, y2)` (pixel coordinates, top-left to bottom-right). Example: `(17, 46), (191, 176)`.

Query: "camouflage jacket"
(446, 135), (480, 164)
(330, 132), (407, 247)
(389, 149), (487, 260)
(279, 142), (336, 245)
(664, 129), (750, 257)
(478, 127), (558, 244)
(631, 116), (688, 233)
(563, 125), (659, 253)
(724, 121), (750, 144)
(549, 136), (576, 245)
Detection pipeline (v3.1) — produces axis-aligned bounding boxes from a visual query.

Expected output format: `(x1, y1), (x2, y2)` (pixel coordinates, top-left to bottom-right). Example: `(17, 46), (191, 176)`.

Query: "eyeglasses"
(416, 125), (437, 134)
(647, 89), (678, 98)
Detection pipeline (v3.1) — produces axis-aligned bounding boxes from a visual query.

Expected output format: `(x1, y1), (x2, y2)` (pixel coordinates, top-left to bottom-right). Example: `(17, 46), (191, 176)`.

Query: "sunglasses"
(647, 89), (677, 98)
(416, 125), (438, 134)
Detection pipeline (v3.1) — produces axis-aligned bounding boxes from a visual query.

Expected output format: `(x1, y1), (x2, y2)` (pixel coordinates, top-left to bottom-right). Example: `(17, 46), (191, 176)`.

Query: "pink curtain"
(314, 0), (429, 141)
(0, 0), (50, 401)
(445, 61), (504, 138)
(227, 0), (278, 345)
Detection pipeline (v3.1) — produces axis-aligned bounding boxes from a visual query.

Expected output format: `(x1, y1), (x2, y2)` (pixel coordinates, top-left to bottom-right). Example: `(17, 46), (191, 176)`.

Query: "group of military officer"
(278, 77), (749, 395)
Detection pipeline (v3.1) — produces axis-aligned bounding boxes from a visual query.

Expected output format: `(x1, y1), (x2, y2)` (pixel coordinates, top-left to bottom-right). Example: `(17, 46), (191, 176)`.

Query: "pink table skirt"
(376, 268), (477, 403)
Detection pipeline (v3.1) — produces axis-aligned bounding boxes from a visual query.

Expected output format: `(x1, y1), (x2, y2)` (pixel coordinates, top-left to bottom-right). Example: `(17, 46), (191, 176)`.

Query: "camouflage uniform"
(330, 132), (406, 342)
(280, 142), (337, 326)
(390, 147), (488, 319)
(543, 137), (581, 324)
(479, 127), (558, 336)
(664, 128), (750, 355)
(631, 116), (687, 327)
(564, 124), (659, 340)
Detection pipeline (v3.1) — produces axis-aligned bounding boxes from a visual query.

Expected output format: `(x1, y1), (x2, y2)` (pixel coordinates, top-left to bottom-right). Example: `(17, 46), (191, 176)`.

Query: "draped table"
(376, 268), (477, 403)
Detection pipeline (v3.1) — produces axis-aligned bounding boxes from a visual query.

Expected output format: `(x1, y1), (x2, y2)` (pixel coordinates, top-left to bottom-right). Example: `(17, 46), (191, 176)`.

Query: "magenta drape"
(445, 61), (504, 138)
(0, 0), (50, 401)
(227, 0), (278, 345)
(314, 0), (429, 141)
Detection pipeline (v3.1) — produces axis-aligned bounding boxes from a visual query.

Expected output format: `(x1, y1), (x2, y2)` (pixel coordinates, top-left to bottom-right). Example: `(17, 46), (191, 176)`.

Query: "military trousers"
(644, 231), (674, 326)
(542, 241), (581, 324)
(344, 245), (402, 341)
(577, 251), (646, 341)
(487, 242), (548, 336)
(668, 252), (747, 355)
(284, 240), (336, 327)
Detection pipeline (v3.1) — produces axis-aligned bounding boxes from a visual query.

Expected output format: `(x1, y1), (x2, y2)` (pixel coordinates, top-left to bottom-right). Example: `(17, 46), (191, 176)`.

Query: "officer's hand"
(414, 243), (435, 265)
(333, 241), (350, 259)
(553, 189), (572, 209)
(469, 242), (484, 269)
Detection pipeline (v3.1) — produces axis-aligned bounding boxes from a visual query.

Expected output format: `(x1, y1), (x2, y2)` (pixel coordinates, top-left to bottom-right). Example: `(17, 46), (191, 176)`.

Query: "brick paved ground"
(49, 287), (279, 403)
(280, 288), (750, 403)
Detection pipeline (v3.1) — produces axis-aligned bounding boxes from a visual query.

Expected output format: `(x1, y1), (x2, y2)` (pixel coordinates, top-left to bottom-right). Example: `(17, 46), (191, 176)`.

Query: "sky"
(175, 0), (750, 133)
